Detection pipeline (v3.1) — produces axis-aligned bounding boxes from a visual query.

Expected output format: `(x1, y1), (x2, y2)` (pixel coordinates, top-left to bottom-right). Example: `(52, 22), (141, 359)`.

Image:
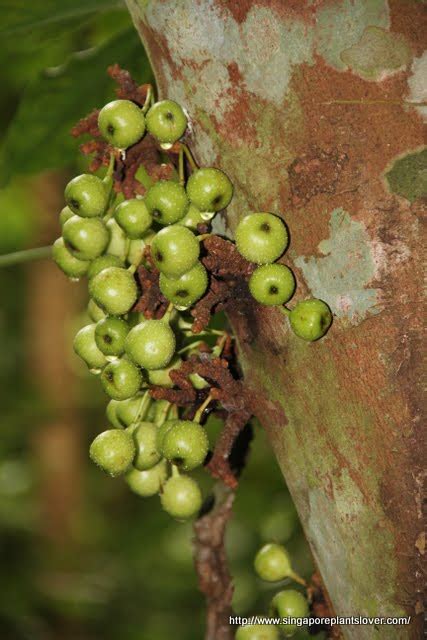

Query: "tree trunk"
(125, 1), (425, 637)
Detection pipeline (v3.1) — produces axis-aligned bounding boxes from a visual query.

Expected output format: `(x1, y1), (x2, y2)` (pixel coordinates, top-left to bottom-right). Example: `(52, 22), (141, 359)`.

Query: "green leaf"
(0, 27), (154, 182)
(0, 0), (123, 36)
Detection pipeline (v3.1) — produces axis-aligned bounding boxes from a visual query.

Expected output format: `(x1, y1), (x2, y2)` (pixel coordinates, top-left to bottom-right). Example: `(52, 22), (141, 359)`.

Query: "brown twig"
(207, 410), (251, 488)
(133, 254), (169, 319)
(191, 235), (255, 336)
(193, 484), (236, 640)
(150, 349), (252, 488)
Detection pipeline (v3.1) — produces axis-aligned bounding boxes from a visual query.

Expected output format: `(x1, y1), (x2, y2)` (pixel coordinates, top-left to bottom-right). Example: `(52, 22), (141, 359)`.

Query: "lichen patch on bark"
(340, 26), (412, 81)
(385, 148), (427, 202)
(407, 51), (427, 122)
(294, 208), (382, 325)
(315, 0), (390, 70)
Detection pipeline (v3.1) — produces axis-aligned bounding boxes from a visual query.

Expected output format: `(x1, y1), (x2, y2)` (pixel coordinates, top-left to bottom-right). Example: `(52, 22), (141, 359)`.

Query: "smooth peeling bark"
(125, 1), (425, 638)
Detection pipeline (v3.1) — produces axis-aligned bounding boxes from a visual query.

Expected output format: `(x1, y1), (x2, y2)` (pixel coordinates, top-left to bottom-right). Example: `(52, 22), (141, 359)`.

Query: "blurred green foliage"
(0, 6), (152, 183)
(0, 3), (317, 639)
(0, 26), (153, 181)
(0, 1), (122, 35)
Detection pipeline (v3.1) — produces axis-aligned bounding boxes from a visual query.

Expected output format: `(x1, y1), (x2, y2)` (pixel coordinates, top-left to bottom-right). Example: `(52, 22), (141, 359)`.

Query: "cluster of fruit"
(235, 213), (332, 342)
(236, 543), (310, 639)
(53, 90), (332, 523)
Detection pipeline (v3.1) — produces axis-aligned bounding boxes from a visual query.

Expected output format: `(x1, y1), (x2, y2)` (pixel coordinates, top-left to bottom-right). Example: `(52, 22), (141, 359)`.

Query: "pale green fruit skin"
(100, 358), (142, 400)
(125, 311), (144, 328)
(145, 180), (189, 225)
(156, 419), (178, 451)
(153, 400), (173, 426)
(59, 206), (74, 227)
(65, 173), (109, 218)
(159, 262), (208, 308)
(235, 213), (288, 264)
(152, 225), (200, 278)
(146, 99), (187, 145)
(289, 299), (332, 341)
(254, 543), (293, 582)
(249, 264), (295, 306)
(106, 399), (124, 429)
(63, 215), (109, 261)
(126, 459), (168, 497)
(89, 267), (138, 316)
(95, 316), (129, 357)
(146, 400), (158, 422)
(87, 254), (124, 280)
(116, 393), (147, 427)
(160, 420), (209, 471)
(114, 199), (152, 239)
(106, 218), (128, 259)
(98, 99), (146, 149)
(87, 299), (106, 322)
(160, 475), (202, 520)
(73, 323), (108, 370)
(126, 230), (155, 267)
(148, 356), (182, 388)
(89, 429), (136, 477)
(125, 319), (176, 370)
(235, 622), (280, 640)
(126, 239), (145, 268)
(178, 203), (204, 230)
(131, 422), (162, 471)
(186, 167), (233, 212)
(52, 237), (90, 278)
(270, 589), (309, 636)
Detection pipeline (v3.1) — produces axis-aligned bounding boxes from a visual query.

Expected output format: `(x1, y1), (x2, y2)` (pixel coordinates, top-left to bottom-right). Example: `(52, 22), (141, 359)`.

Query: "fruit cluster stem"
(195, 393), (214, 423)
(141, 85), (154, 114)
(0, 245), (52, 267)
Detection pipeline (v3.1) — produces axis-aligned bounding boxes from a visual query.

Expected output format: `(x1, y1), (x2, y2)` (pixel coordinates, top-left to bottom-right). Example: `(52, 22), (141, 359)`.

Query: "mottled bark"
(125, 1), (425, 638)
